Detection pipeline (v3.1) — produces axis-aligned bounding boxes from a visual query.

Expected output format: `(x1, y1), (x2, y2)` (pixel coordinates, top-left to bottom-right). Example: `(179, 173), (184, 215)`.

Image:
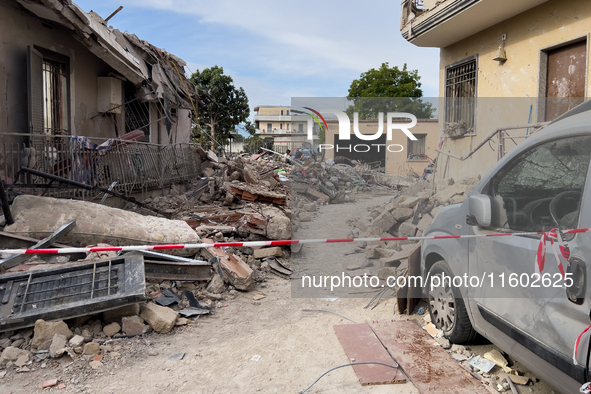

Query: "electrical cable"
(301, 309), (357, 323)
(299, 362), (400, 393)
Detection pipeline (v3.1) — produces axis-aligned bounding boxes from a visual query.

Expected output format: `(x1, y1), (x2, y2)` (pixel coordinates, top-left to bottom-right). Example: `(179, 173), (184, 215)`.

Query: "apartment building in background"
(253, 105), (320, 152)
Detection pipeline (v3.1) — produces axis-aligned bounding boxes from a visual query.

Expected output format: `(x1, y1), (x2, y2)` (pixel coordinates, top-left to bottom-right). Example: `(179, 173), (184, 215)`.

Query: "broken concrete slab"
(398, 196), (423, 209)
(372, 211), (396, 233)
(202, 241), (255, 291)
(140, 303), (178, 334)
(4, 195), (200, 256)
(416, 214), (433, 232)
(253, 247), (282, 259)
(263, 206), (291, 240)
(391, 208), (414, 222)
(206, 273), (225, 294)
(398, 222), (418, 237)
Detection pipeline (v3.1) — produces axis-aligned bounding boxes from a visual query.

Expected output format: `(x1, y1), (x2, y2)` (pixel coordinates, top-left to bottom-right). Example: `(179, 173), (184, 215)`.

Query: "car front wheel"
(427, 260), (478, 344)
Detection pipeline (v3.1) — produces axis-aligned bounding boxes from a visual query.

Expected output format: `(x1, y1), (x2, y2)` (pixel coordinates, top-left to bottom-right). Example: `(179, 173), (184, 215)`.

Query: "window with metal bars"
(407, 134), (426, 158)
(445, 58), (477, 133)
(42, 59), (68, 135)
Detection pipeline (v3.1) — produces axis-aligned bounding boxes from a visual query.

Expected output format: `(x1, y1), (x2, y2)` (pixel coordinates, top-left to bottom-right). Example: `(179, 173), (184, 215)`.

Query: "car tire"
(427, 260), (478, 344)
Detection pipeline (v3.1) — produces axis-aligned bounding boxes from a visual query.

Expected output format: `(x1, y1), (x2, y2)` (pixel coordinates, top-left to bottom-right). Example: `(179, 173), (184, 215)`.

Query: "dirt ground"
(1, 193), (556, 394)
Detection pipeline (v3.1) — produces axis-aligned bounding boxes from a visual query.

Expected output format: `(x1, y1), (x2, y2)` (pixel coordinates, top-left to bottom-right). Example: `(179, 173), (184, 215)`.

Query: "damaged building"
(0, 0), (200, 200)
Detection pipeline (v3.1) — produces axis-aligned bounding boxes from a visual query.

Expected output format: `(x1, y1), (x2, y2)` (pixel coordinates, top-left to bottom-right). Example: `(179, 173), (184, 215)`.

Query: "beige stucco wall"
(256, 106), (290, 116)
(437, 0), (591, 181)
(324, 119), (439, 176)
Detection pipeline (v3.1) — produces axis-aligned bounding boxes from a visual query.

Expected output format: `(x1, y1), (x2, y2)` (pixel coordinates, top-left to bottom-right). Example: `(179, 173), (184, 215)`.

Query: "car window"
(488, 136), (591, 232)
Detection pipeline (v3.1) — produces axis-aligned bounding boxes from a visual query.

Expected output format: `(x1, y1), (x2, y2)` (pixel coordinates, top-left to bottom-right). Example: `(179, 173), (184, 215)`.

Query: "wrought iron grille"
(445, 59), (477, 131)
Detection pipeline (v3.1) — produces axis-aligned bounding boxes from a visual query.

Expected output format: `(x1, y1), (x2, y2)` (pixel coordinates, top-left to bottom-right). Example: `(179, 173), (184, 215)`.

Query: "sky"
(74, 0), (440, 122)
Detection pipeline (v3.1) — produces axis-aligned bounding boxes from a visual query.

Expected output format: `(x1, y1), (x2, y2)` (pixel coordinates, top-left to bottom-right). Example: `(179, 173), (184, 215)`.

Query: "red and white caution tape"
(1, 226), (590, 367)
(535, 228), (571, 279)
(0, 227), (589, 256)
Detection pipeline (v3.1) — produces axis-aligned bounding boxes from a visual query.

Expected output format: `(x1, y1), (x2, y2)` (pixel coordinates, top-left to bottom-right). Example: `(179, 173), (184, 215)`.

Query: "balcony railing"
(1, 134), (200, 200)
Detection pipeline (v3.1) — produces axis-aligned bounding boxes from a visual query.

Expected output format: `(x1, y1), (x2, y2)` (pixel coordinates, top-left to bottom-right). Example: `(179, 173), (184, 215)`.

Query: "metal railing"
(1, 134), (200, 200)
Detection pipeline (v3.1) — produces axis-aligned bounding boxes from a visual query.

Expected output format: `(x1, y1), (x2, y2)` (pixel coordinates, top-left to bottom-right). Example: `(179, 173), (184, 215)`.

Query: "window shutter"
(27, 46), (44, 134)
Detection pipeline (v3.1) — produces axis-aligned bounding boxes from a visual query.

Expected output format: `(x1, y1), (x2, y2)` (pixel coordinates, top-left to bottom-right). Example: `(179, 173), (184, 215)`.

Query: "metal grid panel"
(0, 256), (145, 332)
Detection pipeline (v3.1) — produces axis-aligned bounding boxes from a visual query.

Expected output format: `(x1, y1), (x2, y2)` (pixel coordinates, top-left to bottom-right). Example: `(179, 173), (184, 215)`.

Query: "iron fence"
(1, 134), (201, 200)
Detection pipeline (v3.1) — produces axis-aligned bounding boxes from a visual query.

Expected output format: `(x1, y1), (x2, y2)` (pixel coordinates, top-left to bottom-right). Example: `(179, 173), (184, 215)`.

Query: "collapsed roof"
(16, 0), (199, 110)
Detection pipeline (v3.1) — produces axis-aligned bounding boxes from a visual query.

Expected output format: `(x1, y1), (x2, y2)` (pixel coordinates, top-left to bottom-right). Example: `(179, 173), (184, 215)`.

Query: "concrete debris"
(82, 342), (101, 356)
(140, 303), (178, 334)
(68, 335), (85, 348)
(122, 316), (150, 336)
(347, 176), (480, 257)
(206, 273), (226, 294)
(202, 240), (255, 291)
(0, 347), (31, 366)
(48, 334), (68, 358)
(102, 323), (121, 337)
(31, 320), (73, 349)
(253, 247), (283, 259)
(103, 304), (141, 325)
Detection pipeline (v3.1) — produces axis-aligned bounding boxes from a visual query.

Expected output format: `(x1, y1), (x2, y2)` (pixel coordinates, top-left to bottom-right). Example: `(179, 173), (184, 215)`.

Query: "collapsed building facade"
(0, 0), (201, 200)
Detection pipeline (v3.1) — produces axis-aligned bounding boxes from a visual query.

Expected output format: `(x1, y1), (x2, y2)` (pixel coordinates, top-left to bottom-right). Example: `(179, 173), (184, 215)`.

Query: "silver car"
(422, 102), (591, 393)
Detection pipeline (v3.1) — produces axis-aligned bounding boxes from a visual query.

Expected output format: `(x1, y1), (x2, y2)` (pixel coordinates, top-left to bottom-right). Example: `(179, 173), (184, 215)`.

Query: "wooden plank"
(334, 323), (407, 386)
(395, 243), (422, 314)
(370, 320), (489, 393)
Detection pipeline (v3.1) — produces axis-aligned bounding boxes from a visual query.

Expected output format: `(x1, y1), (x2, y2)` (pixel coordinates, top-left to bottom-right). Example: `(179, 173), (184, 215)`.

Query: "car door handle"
(567, 257), (586, 305)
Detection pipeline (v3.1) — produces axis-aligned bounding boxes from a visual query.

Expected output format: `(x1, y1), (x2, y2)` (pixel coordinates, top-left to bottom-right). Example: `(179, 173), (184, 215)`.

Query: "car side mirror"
(466, 195), (492, 227)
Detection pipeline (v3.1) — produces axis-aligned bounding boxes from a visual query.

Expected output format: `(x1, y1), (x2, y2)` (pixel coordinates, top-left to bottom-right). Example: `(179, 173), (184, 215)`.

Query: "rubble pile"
(348, 175), (480, 268)
(419, 312), (536, 392)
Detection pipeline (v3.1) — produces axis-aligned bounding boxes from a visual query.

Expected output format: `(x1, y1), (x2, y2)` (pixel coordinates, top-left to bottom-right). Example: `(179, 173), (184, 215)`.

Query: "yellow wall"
(438, 0), (591, 181)
(324, 120), (439, 176)
(256, 106), (290, 116)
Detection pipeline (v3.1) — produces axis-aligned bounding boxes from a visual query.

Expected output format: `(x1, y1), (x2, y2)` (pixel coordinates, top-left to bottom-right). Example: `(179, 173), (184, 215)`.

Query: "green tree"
(347, 62), (434, 119)
(190, 66), (250, 150)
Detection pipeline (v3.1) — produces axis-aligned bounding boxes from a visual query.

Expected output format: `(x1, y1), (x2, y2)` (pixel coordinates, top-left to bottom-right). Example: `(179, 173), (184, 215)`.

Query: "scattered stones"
(391, 207), (414, 222)
(89, 360), (103, 369)
(14, 354), (29, 367)
(298, 212), (312, 222)
(0, 338), (11, 349)
(82, 342), (101, 356)
(398, 222), (418, 237)
(102, 322), (121, 337)
(0, 347), (31, 366)
(69, 335), (85, 348)
(121, 316), (150, 335)
(140, 303), (178, 334)
(436, 337), (451, 349)
(81, 328), (93, 343)
(31, 320), (73, 348)
(49, 334), (67, 358)
(206, 273), (225, 294)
